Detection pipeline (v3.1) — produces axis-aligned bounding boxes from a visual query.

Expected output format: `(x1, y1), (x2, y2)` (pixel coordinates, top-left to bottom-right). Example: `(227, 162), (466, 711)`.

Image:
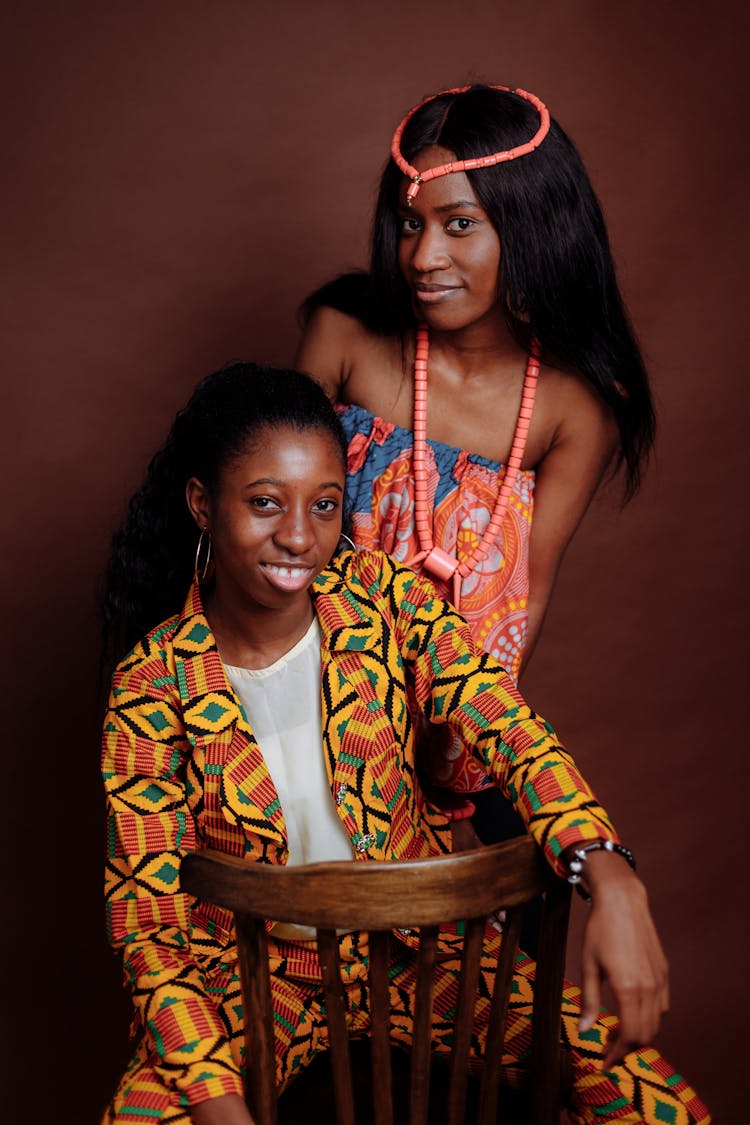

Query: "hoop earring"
(337, 533), (358, 554)
(194, 526), (213, 582)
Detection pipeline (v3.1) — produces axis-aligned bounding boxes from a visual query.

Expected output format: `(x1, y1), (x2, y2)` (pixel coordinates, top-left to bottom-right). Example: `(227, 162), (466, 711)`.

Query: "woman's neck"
(426, 312), (526, 382)
(204, 586), (315, 670)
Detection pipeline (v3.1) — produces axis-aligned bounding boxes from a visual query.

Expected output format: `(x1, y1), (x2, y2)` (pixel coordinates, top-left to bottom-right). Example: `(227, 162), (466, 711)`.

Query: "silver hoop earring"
(337, 533), (358, 554)
(194, 526), (213, 582)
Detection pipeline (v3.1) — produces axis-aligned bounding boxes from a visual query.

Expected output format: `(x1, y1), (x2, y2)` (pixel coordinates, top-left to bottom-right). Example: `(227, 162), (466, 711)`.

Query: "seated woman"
(101, 363), (709, 1125)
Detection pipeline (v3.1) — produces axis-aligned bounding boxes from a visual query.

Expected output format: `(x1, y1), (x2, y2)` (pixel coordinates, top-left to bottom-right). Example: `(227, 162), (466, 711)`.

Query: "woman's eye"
(250, 496), (280, 510)
(399, 217), (422, 235)
(314, 499), (339, 513)
(446, 217), (474, 233)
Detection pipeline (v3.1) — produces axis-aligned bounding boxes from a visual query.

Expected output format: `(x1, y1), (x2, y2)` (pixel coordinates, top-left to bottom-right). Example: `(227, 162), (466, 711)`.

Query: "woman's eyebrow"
(434, 200), (482, 212)
(397, 199), (482, 214)
(243, 479), (343, 491)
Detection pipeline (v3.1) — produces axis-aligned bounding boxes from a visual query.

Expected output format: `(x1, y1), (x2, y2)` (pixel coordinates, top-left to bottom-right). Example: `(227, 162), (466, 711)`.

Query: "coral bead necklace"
(407, 323), (540, 610)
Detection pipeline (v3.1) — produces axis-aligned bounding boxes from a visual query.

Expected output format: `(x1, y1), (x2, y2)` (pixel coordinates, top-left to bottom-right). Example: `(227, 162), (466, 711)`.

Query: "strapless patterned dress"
(339, 403), (535, 792)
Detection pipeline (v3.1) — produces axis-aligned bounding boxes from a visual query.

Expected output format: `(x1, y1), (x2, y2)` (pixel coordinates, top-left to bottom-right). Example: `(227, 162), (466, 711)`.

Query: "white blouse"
(224, 617), (353, 939)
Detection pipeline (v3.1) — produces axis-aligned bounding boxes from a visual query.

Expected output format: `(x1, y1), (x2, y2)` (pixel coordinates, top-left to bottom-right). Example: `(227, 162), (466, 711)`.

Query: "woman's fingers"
(604, 982), (642, 1067)
(600, 940), (670, 1068)
(579, 943), (602, 1032)
(602, 989), (645, 1068)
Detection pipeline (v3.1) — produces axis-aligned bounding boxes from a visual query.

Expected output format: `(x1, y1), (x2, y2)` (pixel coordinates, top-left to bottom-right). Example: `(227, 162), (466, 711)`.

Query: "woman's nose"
(410, 227), (450, 274)
(273, 506), (315, 554)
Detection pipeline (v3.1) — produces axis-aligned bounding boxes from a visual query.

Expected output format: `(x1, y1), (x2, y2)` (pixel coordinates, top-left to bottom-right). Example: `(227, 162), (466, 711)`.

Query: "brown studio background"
(1, 2), (747, 1121)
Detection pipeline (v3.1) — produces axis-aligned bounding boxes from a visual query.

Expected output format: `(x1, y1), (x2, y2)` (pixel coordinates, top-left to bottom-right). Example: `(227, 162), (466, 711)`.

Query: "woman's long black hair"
(304, 84), (654, 498)
(102, 363), (348, 671)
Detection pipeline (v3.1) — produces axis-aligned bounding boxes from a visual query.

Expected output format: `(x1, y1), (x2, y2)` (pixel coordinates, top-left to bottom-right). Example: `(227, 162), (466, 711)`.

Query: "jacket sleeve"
(374, 554), (619, 877)
(102, 642), (244, 1105)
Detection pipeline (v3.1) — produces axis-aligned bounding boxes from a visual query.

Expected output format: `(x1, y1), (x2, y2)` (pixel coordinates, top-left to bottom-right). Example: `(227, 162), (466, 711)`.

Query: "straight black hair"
(304, 84), (654, 497)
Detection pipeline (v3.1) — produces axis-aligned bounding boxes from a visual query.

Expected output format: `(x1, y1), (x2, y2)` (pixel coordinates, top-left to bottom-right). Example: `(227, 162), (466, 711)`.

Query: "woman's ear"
(186, 477), (211, 529)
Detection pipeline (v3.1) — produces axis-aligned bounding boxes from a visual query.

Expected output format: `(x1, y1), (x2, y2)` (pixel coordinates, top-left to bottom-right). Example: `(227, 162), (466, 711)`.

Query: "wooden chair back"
(181, 837), (571, 1125)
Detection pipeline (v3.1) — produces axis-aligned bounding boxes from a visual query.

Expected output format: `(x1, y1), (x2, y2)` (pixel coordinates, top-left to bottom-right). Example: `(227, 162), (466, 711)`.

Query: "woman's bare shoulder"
(296, 306), (404, 404)
(534, 362), (617, 457)
(294, 306), (359, 396)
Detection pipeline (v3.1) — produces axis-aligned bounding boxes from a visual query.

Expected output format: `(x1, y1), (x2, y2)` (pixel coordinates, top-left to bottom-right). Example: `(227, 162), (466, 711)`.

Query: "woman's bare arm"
(520, 375), (618, 675)
(294, 305), (356, 401)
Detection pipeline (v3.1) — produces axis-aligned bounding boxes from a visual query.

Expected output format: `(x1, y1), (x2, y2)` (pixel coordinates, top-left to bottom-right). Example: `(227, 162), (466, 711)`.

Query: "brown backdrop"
(2, 2), (747, 1120)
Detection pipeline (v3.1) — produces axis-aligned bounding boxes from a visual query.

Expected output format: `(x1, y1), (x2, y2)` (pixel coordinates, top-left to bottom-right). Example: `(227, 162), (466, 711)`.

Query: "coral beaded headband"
(390, 84), (550, 205)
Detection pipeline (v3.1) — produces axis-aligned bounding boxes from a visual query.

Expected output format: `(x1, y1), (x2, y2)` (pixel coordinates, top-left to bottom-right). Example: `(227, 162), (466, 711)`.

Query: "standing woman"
(296, 83), (654, 812)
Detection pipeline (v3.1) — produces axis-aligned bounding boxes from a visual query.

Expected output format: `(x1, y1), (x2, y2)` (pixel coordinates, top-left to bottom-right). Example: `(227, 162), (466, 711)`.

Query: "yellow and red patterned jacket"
(102, 550), (617, 1104)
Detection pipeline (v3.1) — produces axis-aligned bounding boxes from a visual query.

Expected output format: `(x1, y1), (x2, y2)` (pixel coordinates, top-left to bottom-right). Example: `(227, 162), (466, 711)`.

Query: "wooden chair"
(181, 837), (572, 1125)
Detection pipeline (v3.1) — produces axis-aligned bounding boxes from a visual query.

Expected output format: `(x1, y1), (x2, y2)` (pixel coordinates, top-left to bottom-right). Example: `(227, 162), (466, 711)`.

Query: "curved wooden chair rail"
(181, 838), (572, 1125)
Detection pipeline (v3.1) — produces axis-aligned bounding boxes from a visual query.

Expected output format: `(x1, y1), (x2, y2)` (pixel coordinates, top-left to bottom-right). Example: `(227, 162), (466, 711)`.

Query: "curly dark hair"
(102, 362), (347, 669)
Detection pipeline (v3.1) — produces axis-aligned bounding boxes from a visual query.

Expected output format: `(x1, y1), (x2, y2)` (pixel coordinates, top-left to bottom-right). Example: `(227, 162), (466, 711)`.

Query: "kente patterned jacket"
(102, 549), (618, 1105)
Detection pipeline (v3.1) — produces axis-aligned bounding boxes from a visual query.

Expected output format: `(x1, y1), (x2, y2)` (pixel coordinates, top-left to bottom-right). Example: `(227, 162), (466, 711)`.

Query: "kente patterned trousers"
(105, 928), (710, 1125)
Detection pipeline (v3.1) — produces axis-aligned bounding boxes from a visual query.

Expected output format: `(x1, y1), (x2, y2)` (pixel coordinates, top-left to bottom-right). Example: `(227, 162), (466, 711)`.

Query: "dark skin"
(186, 427), (345, 670)
(185, 425), (345, 1125)
(190, 1095), (254, 1125)
(181, 425), (666, 1123)
(296, 145), (618, 674)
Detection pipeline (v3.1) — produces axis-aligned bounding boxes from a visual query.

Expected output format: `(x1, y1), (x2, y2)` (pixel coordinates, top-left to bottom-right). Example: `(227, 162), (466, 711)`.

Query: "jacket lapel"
(312, 560), (408, 859)
(172, 580), (286, 847)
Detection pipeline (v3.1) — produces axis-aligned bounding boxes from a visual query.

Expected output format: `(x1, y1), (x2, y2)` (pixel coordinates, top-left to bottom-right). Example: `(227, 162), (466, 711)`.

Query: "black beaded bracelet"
(566, 839), (637, 903)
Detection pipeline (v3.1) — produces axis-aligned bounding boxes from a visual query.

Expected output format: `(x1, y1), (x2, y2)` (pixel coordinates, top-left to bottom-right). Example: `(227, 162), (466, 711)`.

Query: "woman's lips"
(413, 284), (461, 305)
(260, 563), (315, 592)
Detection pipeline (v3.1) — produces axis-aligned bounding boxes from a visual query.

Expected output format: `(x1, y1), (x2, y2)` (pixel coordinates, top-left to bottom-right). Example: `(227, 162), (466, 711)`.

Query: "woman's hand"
(191, 1094), (257, 1125)
(577, 851), (670, 1069)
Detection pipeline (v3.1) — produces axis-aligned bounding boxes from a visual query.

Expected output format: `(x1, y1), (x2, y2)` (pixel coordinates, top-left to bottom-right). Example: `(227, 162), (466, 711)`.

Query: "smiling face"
(397, 145), (502, 333)
(186, 424), (345, 627)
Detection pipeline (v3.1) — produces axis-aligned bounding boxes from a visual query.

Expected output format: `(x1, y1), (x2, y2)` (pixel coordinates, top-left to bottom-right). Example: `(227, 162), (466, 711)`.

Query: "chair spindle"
(409, 925), (438, 1125)
(317, 927), (357, 1125)
(369, 929), (395, 1125)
